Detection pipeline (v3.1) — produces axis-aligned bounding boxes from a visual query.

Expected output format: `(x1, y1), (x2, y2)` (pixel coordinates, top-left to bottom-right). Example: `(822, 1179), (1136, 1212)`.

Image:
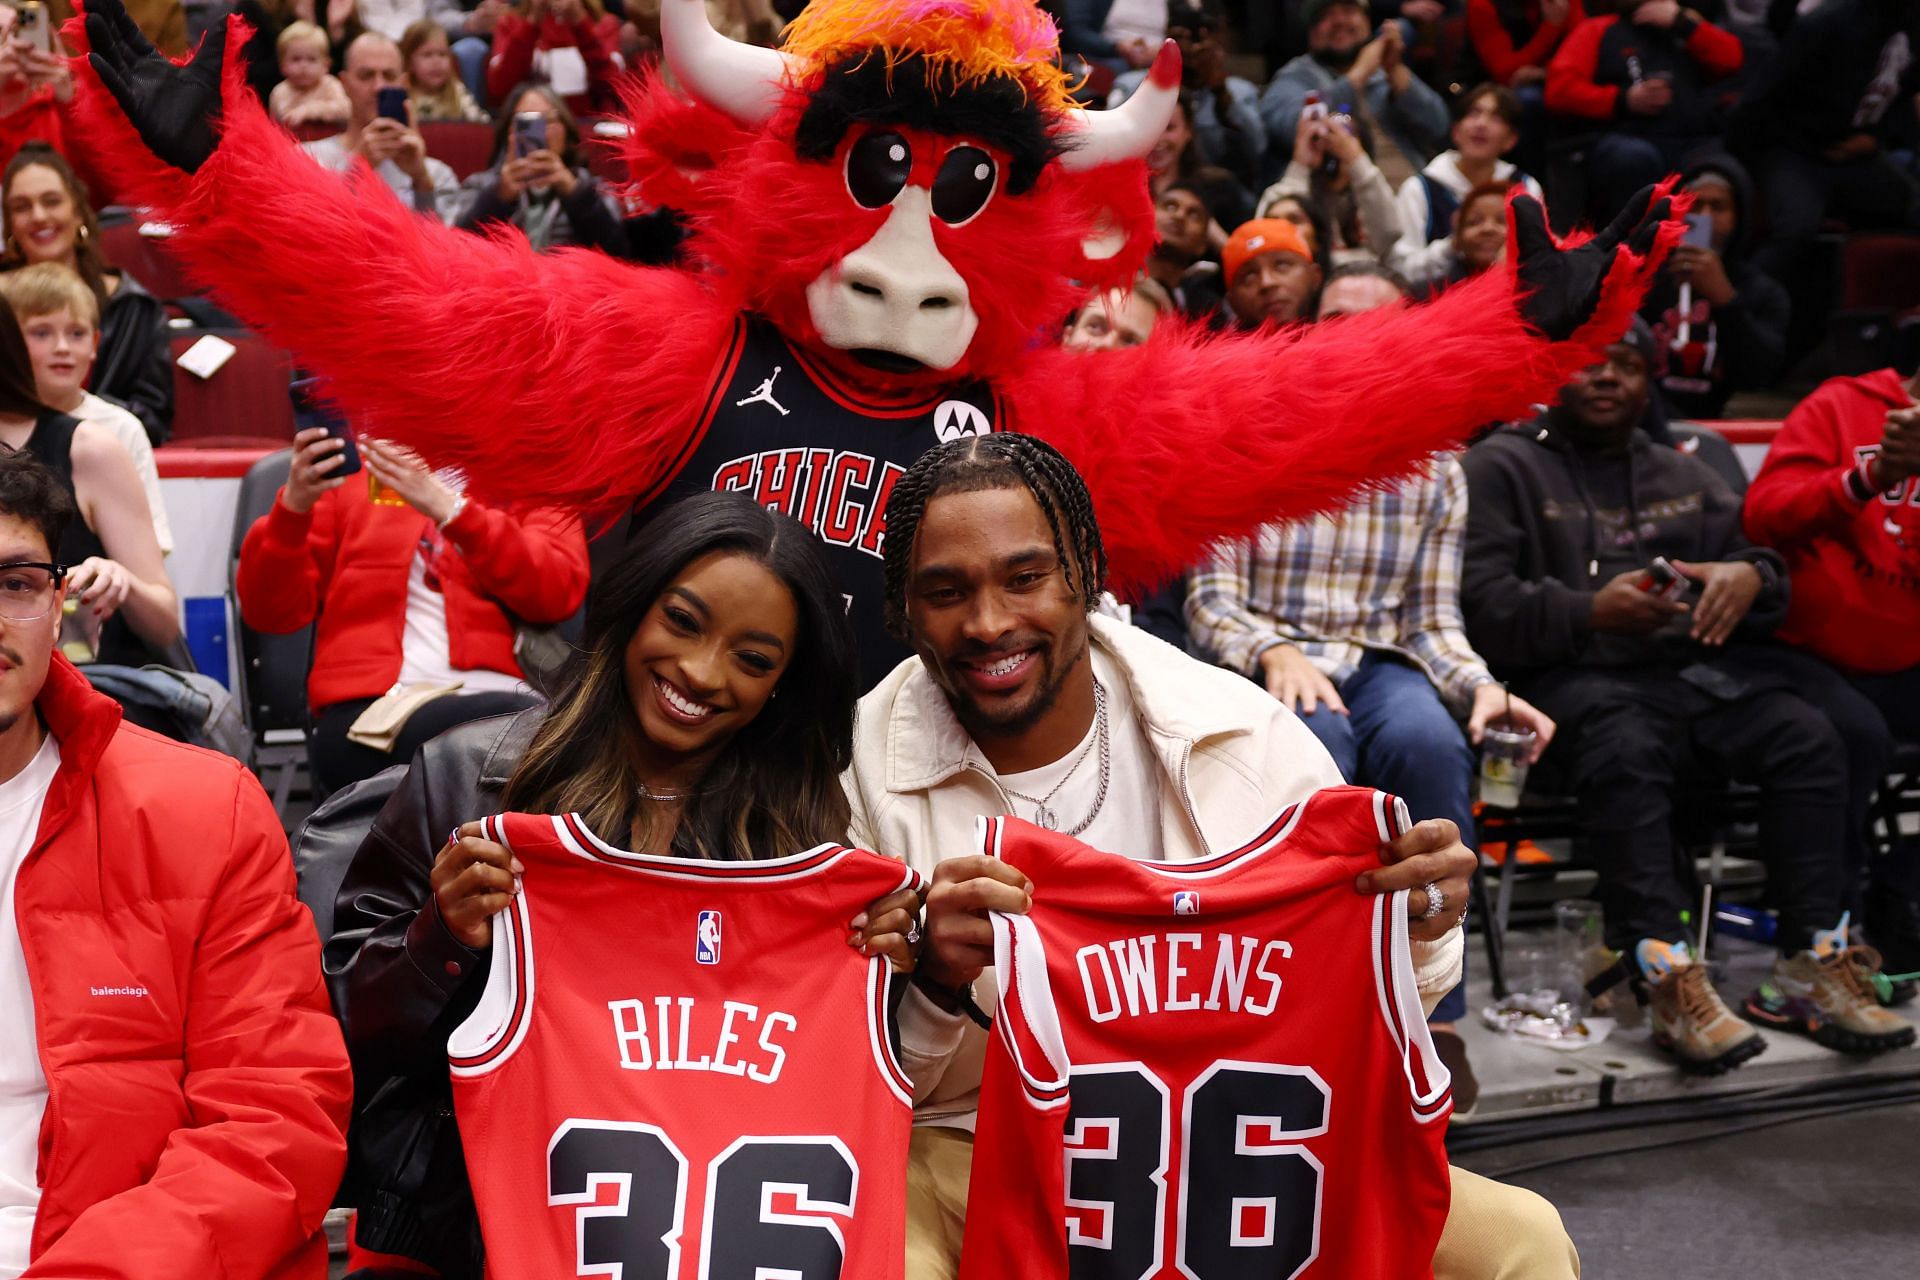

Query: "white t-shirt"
(396, 548), (529, 696)
(301, 135), (459, 221)
(1100, 0), (1167, 47)
(0, 734), (64, 1280)
(73, 394), (173, 554)
(990, 648), (1162, 858)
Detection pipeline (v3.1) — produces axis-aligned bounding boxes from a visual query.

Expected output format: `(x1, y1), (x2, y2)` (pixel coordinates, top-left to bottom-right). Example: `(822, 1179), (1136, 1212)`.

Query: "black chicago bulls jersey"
(635, 315), (1002, 685)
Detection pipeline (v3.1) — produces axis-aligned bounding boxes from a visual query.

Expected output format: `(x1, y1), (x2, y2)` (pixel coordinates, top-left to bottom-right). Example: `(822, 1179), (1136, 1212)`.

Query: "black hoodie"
(1635, 151), (1791, 420)
(1459, 415), (1786, 681)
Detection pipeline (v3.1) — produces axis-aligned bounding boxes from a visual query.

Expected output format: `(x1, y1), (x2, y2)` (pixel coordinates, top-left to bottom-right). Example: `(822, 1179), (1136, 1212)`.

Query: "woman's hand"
(432, 820), (523, 949)
(524, 149), (578, 196)
(281, 426), (350, 514)
(65, 556), (133, 619)
(497, 155), (532, 201)
(362, 438), (460, 524)
(849, 884), (925, 974)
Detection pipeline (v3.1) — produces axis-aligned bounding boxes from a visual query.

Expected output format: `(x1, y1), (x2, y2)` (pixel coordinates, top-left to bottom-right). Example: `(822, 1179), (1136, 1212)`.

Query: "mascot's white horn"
(1060, 40), (1183, 172)
(660, 0), (795, 125)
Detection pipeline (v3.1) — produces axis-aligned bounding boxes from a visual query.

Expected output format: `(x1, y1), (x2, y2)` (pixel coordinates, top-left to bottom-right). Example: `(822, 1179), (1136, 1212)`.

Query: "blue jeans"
(453, 36), (492, 107)
(1298, 653), (1475, 1023)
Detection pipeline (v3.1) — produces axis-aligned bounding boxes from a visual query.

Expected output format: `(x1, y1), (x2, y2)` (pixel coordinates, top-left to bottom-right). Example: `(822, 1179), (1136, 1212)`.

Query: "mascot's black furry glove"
(1514, 185), (1671, 343)
(84, 0), (240, 174)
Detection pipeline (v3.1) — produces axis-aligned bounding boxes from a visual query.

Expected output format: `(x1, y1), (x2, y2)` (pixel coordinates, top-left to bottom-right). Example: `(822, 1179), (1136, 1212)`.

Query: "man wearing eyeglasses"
(0, 452), (352, 1278)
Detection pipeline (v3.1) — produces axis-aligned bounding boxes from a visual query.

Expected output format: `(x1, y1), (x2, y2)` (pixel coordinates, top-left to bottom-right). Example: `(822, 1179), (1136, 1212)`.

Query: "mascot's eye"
(847, 131), (913, 208)
(932, 146), (997, 225)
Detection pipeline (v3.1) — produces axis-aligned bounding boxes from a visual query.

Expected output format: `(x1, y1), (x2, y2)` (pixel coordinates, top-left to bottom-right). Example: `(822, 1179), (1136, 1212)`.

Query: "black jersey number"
(547, 1121), (858, 1279)
(1063, 1063), (1329, 1280)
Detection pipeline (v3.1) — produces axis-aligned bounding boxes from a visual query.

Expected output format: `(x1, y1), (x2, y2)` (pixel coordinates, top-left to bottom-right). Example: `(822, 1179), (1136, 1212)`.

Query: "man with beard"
(1460, 332), (1914, 1073)
(1220, 217), (1323, 328)
(1144, 179), (1216, 312)
(1110, 1), (1267, 189)
(1259, 0), (1450, 189)
(845, 432), (1580, 1280)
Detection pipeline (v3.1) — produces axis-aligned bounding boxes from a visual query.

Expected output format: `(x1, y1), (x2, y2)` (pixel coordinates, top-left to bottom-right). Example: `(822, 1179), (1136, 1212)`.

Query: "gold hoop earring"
(77, 224), (89, 242)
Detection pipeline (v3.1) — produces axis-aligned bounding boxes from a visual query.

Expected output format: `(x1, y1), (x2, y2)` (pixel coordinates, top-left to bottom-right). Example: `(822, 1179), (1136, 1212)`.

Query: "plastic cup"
(1553, 899), (1604, 1019)
(368, 472), (406, 507)
(1478, 725), (1536, 808)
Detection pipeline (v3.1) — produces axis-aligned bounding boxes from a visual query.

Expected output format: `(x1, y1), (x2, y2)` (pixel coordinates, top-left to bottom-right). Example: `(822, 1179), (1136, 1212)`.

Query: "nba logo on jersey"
(1173, 891), (1200, 916)
(695, 910), (722, 964)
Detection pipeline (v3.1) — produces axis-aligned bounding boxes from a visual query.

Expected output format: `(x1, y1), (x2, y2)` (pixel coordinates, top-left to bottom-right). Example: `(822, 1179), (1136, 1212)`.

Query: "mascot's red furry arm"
(66, 0), (1681, 591)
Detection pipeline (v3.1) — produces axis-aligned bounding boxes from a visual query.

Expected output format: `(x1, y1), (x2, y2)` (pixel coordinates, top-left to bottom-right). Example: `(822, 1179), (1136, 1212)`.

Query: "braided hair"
(881, 433), (1109, 643)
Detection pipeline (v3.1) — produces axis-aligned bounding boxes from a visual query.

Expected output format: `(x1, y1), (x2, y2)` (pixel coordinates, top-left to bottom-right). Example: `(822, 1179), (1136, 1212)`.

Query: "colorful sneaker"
(1744, 920), (1918, 1053)
(1636, 939), (1767, 1074)
(1846, 945), (1918, 1009)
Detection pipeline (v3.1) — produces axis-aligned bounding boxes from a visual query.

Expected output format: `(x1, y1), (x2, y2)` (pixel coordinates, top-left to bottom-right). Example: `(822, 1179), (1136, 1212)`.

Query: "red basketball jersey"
(449, 812), (923, 1280)
(960, 787), (1452, 1280)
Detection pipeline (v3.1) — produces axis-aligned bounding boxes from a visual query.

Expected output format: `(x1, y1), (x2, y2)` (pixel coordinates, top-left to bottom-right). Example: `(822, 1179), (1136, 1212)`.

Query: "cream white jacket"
(845, 615), (1465, 1130)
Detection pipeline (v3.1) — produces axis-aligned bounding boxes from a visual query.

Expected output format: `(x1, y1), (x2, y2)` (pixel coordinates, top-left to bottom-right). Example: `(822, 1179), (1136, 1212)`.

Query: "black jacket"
(318, 709), (542, 1280)
(1459, 416), (1787, 680)
(1732, 0), (1920, 155)
(96, 272), (174, 445)
(455, 168), (629, 257)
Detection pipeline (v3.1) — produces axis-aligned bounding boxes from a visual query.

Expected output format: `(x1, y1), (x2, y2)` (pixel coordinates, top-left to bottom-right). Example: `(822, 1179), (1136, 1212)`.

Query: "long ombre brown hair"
(503, 492), (857, 860)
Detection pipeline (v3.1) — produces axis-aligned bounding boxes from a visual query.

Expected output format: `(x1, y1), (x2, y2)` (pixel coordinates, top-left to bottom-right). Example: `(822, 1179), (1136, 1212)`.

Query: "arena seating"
(419, 120), (496, 181)
(168, 330), (297, 446)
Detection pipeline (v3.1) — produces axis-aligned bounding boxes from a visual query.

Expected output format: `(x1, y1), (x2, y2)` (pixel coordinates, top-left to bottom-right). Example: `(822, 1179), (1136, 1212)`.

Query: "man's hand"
(1512, 184), (1676, 342)
(1402, 0), (1446, 22)
(1378, 21), (1407, 80)
(1542, 0), (1572, 26)
(1259, 644), (1347, 717)
(85, 0), (228, 173)
(1591, 568), (1690, 634)
(1673, 559), (1762, 645)
(432, 820), (521, 950)
(362, 439), (459, 523)
(1466, 683), (1555, 762)
(1824, 133), (1881, 164)
(1632, 0), (1681, 27)
(1667, 244), (1734, 306)
(849, 884), (924, 975)
(281, 426), (350, 514)
(467, 0), (508, 35)
(920, 855), (1031, 991)
(1624, 78), (1673, 116)
(1357, 818), (1475, 944)
(1870, 405), (1920, 491)
(1346, 31), (1386, 88)
(1186, 32), (1228, 91)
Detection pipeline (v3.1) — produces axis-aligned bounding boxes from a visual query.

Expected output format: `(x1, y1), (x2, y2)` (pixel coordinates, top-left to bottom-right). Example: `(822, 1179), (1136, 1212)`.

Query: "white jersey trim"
(1371, 889), (1453, 1125)
(448, 814), (537, 1077)
(981, 816), (1072, 1109)
(868, 952), (917, 1108)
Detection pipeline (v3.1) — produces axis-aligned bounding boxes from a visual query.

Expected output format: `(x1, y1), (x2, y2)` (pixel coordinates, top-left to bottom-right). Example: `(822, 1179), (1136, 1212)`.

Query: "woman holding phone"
(320, 492), (920, 1278)
(452, 82), (625, 254)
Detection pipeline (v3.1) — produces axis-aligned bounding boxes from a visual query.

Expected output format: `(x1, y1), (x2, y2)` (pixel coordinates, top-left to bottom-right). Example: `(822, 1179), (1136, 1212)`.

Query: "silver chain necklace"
(1000, 681), (1110, 835)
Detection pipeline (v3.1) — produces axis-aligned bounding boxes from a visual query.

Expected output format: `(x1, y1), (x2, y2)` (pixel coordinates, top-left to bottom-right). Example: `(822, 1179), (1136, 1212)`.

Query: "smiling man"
(0, 450), (350, 1278)
(846, 432), (1580, 1280)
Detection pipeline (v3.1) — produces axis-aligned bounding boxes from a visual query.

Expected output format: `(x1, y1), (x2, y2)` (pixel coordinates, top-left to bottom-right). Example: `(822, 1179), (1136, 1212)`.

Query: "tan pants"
(904, 1127), (1579, 1280)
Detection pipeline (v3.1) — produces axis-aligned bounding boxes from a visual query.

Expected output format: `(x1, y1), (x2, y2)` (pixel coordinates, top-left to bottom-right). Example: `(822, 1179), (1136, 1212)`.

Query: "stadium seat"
(1837, 230), (1920, 313)
(169, 331), (298, 446)
(97, 217), (202, 303)
(231, 449), (315, 825)
(420, 120), (497, 181)
(288, 120), (341, 143)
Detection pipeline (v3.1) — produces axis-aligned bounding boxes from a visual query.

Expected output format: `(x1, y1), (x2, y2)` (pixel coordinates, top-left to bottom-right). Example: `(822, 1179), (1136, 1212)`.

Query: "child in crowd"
(403, 19), (491, 123)
(269, 21), (351, 128)
(0, 262), (171, 553)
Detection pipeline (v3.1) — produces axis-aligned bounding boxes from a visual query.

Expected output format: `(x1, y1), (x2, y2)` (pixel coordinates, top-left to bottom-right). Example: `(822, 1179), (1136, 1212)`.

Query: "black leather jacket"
(315, 709), (541, 1279)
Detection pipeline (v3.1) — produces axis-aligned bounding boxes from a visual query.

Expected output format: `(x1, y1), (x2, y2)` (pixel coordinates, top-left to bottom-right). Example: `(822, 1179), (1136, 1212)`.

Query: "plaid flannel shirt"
(1186, 456), (1494, 715)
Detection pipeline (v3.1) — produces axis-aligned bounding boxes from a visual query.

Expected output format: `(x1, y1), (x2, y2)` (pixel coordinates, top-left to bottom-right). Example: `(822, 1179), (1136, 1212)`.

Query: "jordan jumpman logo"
(736, 366), (790, 416)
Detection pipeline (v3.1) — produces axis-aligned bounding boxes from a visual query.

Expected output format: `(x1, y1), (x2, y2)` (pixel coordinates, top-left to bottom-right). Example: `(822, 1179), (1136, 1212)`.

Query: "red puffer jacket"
(236, 482), (590, 712)
(18, 655), (352, 1278)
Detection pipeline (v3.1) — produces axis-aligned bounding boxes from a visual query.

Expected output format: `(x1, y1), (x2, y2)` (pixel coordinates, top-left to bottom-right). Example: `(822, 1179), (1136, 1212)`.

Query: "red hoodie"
(1743, 368), (1920, 675)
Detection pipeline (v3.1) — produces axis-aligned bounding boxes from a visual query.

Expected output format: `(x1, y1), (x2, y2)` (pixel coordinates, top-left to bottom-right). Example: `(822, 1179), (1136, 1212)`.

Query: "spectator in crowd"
(443, 0), (513, 103)
(121, 0), (188, 56)
(1060, 278), (1171, 352)
(1460, 329), (1913, 1072)
(236, 422), (589, 794)
(1219, 216), (1322, 329)
(304, 31), (461, 219)
(1147, 91), (1254, 234)
(1061, 0), (1164, 76)
(0, 3), (75, 182)
(1638, 152), (1788, 420)
(1110, 3), (1266, 192)
(1258, 189), (1339, 278)
(403, 16), (490, 122)
(1391, 83), (1541, 284)
(1467, 0), (1586, 88)
(0, 301), (177, 679)
(1, 146), (171, 444)
(270, 20), (352, 127)
(1144, 179), (1216, 312)
(1546, 1), (1745, 221)
(321, 492), (883, 1279)
(1743, 366), (1920, 981)
(854, 432), (1579, 1280)
(486, 0), (623, 117)
(0, 449), (351, 1279)
(453, 82), (626, 253)
(1407, 179), (1512, 291)
(1732, 0), (1920, 283)
(1260, 0), (1451, 190)
(1256, 106), (1402, 265)
(0, 263), (170, 555)
(1317, 257), (1414, 317)
(356, 0), (468, 42)
(1188, 262), (1554, 1083)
